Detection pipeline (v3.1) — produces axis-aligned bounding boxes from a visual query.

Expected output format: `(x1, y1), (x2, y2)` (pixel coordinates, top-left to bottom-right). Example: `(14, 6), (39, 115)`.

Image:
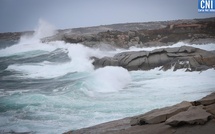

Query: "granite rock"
(166, 106), (212, 127)
(130, 101), (192, 125)
(93, 46), (215, 71)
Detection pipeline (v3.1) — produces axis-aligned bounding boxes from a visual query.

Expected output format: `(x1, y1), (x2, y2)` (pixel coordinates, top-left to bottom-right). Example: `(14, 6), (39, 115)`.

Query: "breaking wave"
(0, 20), (215, 134)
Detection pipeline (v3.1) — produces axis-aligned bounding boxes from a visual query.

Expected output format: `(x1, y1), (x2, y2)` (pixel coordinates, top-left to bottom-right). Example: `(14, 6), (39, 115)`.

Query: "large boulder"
(93, 46), (215, 71)
(165, 106), (212, 127)
(130, 101), (192, 126)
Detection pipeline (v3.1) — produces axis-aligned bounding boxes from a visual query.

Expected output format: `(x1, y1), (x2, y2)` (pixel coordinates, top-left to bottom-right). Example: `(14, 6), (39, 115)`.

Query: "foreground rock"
(204, 104), (215, 115)
(65, 92), (215, 134)
(166, 106), (212, 126)
(130, 101), (192, 125)
(92, 46), (215, 71)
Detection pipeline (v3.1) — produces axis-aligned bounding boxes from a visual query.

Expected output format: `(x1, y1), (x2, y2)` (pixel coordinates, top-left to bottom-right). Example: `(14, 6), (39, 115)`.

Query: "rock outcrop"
(92, 46), (215, 71)
(66, 92), (215, 134)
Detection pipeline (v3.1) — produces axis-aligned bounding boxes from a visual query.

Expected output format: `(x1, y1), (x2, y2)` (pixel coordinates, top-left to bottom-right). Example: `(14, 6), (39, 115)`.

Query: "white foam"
(130, 68), (215, 103)
(126, 42), (215, 52)
(1, 68), (215, 134)
(84, 66), (131, 93)
(0, 41), (56, 57)
(6, 62), (74, 79)
(5, 41), (115, 79)
(2, 20), (215, 134)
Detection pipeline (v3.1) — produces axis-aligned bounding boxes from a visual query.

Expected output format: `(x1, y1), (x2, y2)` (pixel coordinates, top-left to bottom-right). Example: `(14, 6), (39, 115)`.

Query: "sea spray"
(20, 19), (57, 42)
(0, 19), (57, 57)
(4, 42), (115, 78)
(84, 66), (131, 93)
(1, 20), (215, 134)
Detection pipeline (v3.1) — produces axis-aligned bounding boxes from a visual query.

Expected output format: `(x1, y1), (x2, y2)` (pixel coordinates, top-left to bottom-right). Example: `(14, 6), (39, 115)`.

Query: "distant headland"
(0, 17), (215, 48)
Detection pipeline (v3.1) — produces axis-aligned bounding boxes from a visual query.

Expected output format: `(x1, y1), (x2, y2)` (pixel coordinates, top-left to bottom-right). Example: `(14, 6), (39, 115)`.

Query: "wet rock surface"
(92, 46), (215, 71)
(65, 92), (215, 134)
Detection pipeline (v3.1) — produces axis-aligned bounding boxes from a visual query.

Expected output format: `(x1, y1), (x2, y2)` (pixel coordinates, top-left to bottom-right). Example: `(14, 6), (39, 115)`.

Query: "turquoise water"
(0, 29), (215, 133)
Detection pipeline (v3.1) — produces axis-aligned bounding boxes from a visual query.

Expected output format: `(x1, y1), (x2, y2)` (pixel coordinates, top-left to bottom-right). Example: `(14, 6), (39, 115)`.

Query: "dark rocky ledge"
(64, 92), (215, 134)
(92, 46), (215, 72)
(0, 31), (33, 42)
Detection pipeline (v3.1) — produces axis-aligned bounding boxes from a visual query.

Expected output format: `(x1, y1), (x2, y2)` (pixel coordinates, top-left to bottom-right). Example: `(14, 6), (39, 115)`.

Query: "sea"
(0, 21), (215, 134)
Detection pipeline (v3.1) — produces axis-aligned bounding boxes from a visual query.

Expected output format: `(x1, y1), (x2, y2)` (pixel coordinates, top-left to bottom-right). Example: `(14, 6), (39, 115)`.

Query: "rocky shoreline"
(41, 17), (215, 48)
(1, 18), (215, 48)
(92, 46), (215, 72)
(1, 18), (215, 134)
(65, 92), (215, 134)
(59, 17), (215, 132)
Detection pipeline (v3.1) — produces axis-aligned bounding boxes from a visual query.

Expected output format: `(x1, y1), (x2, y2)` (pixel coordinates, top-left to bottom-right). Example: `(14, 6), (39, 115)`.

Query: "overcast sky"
(0, 0), (214, 32)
